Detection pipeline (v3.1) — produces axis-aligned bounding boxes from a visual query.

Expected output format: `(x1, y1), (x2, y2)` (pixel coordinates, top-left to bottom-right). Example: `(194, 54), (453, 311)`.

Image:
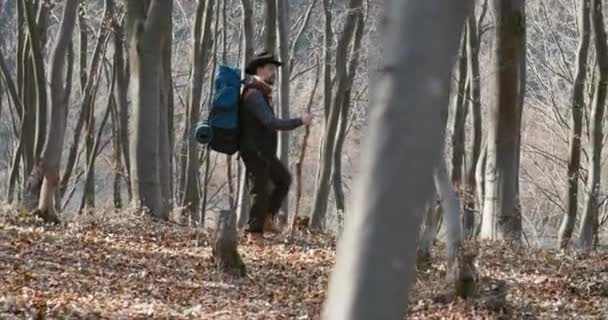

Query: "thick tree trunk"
(127, 0), (172, 220)
(480, 0), (525, 242)
(309, 0), (362, 231)
(557, 0), (591, 250)
(182, 0), (215, 225)
(579, 0), (607, 251)
(31, 0), (79, 222)
(276, 0), (290, 225)
(322, 0), (472, 318)
(158, 0), (174, 216)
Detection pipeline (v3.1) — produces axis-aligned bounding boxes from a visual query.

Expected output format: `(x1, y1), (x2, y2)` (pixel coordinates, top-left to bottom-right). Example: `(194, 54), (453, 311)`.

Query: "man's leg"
(267, 156), (293, 219)
(242, 153), (270, 234)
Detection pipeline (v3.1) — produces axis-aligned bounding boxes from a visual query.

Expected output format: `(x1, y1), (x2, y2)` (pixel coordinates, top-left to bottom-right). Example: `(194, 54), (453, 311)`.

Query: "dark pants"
(241, 151), (292, 233)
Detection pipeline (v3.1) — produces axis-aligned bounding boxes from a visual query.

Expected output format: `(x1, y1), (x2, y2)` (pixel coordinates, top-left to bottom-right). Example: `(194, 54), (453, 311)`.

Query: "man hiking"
(239, 51), (313, 242)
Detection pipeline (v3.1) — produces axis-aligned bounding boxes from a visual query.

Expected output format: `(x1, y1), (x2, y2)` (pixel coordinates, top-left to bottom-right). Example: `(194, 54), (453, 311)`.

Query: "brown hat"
(245, 50), (282, 75)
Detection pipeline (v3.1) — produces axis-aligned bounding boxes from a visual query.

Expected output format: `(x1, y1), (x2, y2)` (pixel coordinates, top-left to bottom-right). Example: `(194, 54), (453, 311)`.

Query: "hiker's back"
(238, 82), (278, 156)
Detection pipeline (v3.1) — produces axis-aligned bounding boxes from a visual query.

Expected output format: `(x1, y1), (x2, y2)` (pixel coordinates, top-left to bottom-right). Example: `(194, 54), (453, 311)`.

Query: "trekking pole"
(290, 56), (321, 236)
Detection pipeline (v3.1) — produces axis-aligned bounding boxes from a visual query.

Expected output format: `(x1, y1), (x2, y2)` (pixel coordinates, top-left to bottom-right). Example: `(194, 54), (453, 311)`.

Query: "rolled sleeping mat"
(194, 121), (213, 144)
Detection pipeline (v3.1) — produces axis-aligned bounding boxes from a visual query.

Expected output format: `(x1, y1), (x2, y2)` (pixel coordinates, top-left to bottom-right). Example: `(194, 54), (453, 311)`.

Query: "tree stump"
(212, 210), (246, 277)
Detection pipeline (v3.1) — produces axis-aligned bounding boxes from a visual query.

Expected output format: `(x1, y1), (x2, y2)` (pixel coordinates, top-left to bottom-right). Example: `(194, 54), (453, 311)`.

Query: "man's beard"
(266, 77), (275, 85)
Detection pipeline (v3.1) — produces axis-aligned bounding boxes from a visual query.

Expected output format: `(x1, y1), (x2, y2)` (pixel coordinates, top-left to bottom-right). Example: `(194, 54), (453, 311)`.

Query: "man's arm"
(244, 90), (304, 130)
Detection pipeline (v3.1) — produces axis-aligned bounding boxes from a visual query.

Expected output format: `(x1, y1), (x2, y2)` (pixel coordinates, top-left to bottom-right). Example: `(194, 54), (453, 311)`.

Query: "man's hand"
(302, 113), (313, 126)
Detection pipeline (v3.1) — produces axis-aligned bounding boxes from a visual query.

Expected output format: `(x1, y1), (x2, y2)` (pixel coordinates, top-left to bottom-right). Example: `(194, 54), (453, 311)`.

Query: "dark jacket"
(239, 77), (303, 157)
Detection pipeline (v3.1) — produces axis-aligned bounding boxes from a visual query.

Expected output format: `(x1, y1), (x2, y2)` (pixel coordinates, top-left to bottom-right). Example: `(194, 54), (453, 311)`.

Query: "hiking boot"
(264, 216), (281, 234)
(246, 232), (266, 244)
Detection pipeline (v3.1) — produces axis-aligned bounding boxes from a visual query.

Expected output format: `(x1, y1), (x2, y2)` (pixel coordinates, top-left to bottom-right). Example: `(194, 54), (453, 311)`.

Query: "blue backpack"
(195, 64), (242, 155)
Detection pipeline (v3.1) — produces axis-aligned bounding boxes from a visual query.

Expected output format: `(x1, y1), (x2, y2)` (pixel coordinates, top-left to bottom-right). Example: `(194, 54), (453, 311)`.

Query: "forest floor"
(1, 207), (607, 319)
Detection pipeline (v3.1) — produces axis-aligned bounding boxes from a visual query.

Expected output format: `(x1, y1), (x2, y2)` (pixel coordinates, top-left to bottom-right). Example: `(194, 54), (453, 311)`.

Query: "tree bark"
(463, 8), (485, 239)
(127, 0), (172, 220)
(263, 0), (277, 51)
(450, 29), (468, 187)
(557, 0), (591, 250)
(23, 0), (48, 164)
(292, 59), (321, 233)
(212, 210), (246, 277)
(276, 0), (291, 225)
(480, 0), (525, 242)
(434, 162), (477, 298)
(309, 0), (362, 231)
(579, 0), (607, 251)
(332, 10), (366, 214)
(59, 2), (113, 201)
(113, 17), (131, 200)
(236, 0), (254, 228)
(158, 0), (174, 216)
(417, 193), (440, 265)
(80, 79), (114, 212)
(182, 0), (215, 225)
(321, 0), (472, 318)
(31, 0), (79, 221)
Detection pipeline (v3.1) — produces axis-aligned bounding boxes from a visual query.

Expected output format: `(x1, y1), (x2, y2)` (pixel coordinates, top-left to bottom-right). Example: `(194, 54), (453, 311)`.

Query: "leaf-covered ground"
(1, 208), (607, 319)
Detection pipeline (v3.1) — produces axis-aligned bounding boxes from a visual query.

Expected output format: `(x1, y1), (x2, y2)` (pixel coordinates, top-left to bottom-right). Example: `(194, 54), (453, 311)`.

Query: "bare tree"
(463, 0), (488, 239)
(480, 0), (526, 242)
(30, 0), (79, 221)
(332, 6), (366, 213)
(557, 0), (591, 250)
(127, 0), (173, 220)
(450, 29), (469, 188)
(276, 0), (291, 225)
(579, 0), (607, 250)
(181, 0), (215, 224)
(322, 0), (472, 318)
(309, 0), (363, 230)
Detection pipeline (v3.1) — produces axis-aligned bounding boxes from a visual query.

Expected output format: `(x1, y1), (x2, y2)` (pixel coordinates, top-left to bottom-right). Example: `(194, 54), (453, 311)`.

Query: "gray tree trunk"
(450, 29), (468, 188)
(263, 0), (277, 51)
(32, 0), (79, 221)
(480, 0), (525, 242)
(579, 0), (607, 251)
(463, 4), (486, 239)
(127, 0), (172, 220)
(309, 0), (362, 231)
(158, 0), (174, 216)
(276, 0), (290, 225)
(332, 10), (366, 214)
(557, 0), (591, 250)
(236, 0), (254, 228)
(182, 0), (215, 225)
(321, 0), (472, 318)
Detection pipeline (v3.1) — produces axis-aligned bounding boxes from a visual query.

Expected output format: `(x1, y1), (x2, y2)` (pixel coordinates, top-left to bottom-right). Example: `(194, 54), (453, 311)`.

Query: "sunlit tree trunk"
(322, 0), (472, 318)
(309, 0), (362, 231)
(557, 0), (591, 250)
(480, 0), (525, 242)
(31, 0), (79, 221)
(127, 0), (172, 220)
(579, 0), (607, 251)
